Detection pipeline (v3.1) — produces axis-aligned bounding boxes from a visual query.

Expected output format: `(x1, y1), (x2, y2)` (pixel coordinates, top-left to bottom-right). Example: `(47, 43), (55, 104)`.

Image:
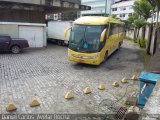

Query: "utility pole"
(105, 0), (107, 16)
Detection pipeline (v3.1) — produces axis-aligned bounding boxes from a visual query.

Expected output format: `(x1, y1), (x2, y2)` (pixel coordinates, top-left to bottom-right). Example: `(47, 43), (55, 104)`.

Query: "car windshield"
(69, 24), (106, 53)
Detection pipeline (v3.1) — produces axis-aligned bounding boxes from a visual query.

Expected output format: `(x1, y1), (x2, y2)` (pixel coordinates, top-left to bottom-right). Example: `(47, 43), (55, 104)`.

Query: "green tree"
(111, 14), (117, 19)
(127, 14), (139, 25)
(134, 19), (146, 39)
(124, 14), (138, 31)
(146, 0), (160, 55)
(147, 0), (160, 27)
(125, 14), (143, 42)
(134, 0), (152, 40)
(134, 0), (152, 20)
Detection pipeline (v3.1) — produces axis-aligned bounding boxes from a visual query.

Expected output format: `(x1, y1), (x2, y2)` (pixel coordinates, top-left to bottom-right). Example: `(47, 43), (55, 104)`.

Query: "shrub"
(137, 38), (146, 48)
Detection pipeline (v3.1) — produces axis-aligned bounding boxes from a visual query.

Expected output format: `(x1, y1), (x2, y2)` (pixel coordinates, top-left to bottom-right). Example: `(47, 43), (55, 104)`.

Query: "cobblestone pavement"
(0, 40), (144, 114)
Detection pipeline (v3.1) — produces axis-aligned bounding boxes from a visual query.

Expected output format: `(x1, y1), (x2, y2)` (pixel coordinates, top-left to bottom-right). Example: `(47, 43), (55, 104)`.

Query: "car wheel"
(11, 46), (20, 54)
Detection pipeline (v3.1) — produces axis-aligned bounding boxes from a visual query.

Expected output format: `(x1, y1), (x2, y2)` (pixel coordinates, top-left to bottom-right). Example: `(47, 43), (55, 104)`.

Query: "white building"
(81, 0), (114, 16)
(111, 0), (135, 20)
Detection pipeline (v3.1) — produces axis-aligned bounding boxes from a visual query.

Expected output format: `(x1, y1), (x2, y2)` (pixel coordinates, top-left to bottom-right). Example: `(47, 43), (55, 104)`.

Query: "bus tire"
(118, 41), (123, 50)
(104, 51), (108, 62)
(57, 40), (64, 46)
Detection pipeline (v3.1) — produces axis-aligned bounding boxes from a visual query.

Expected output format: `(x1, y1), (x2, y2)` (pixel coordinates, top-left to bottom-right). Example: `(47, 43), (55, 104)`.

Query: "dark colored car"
(0, 35), (29, 54)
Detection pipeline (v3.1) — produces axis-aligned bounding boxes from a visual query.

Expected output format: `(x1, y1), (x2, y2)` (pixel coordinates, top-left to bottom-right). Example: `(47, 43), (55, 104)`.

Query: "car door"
(0, 36), (10, 51)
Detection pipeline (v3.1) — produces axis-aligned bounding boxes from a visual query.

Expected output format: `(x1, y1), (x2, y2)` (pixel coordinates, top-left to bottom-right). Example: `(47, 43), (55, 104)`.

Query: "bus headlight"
(89, 54), (99, 59)
(68, 52), (71, 56)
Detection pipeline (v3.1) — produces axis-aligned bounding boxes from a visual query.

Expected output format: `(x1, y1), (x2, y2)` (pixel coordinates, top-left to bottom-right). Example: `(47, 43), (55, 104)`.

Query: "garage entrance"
(19, 26), (44, 48)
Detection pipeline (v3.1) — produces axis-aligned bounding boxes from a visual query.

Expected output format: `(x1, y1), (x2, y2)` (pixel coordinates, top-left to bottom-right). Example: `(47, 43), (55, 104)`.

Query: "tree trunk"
(142, 26), (146, 40)
(156, 9), (159, 28)
(137, 28), (140, 40)
(153, 29), (158, 55)
(134, 27), (137, 42)
(147, 24), (153, 54)
(147, 10), (155, 55)
(137, 28), (140, 46)
(153, 9), (159, 55)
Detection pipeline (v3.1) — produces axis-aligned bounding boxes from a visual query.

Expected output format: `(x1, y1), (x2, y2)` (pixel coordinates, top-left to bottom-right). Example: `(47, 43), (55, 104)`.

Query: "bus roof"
(74, 16), (124, 25)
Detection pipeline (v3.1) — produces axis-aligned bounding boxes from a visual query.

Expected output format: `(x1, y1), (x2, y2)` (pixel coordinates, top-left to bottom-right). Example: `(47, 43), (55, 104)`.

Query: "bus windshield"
(69, 24), (106, 53)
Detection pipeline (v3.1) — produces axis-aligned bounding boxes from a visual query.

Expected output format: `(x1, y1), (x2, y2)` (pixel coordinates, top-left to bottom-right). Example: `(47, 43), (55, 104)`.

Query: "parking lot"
(0, 40), (144, 114)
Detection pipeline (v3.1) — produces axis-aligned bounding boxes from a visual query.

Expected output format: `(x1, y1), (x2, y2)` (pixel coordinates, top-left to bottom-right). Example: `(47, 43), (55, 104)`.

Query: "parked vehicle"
(0, 35), (29, 54)
(65, 16), (126, 65)
(47, 21), (72, 46)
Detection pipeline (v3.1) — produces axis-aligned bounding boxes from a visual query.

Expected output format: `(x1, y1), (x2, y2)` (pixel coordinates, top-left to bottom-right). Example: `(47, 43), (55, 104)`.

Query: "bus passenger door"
(113, 24), (119, 47)
(99, 25), (113, 62)
(107, 23), (118, 53)
(105, 24), (112, 52)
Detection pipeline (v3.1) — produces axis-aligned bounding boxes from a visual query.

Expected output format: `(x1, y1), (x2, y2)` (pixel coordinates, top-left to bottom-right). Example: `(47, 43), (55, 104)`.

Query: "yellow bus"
(65, 16), (125, 65)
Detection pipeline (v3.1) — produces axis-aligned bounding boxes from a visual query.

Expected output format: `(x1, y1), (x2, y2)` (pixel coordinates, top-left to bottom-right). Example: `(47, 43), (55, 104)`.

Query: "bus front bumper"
(68, 49), (101, 65)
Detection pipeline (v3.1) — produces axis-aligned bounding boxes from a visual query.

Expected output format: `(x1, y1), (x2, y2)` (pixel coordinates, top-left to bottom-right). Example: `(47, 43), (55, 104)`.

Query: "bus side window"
(104, 25), (109, 40)
(118, 25), (121, 33)
(101, 25), (108, 43)
(109, 24), (113, 35)
(122, 25), (125, 32)
(99, 25), (108, 50)
(109, 24), (118, 35)
(119, 24), (125, 33)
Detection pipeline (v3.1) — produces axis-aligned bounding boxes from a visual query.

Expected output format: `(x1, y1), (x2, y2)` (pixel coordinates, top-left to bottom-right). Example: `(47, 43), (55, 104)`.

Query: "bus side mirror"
(64, 27), (72, 39)
(100, 28), (107, 42)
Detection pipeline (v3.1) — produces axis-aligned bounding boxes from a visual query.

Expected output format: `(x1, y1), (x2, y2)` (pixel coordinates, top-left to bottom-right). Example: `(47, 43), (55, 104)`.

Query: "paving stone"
(0, 41), (144, 114)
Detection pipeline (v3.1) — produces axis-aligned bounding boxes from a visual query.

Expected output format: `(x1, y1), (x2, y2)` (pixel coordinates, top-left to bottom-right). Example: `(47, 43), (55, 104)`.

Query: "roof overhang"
(0, 1), (91, 14)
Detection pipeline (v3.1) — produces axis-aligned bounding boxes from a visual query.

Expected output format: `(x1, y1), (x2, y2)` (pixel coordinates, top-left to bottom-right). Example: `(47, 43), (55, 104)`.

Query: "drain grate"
(115, 107), (127, 120)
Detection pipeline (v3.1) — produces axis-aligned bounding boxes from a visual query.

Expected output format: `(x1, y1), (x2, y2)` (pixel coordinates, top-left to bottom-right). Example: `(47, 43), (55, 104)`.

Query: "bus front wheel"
(104, 51), (108, 62)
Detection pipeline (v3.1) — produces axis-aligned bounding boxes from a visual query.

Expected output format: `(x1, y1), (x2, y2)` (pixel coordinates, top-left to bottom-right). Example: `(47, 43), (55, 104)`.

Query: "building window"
(129, 13), (133, 16)
(120, 7), (126, 11)
(112, 8), (117, 11)
(123, 7), (126, 10)
(45, 0), (53, 6)
(120, 14), (125, 17)
(129, 6), (133, 9)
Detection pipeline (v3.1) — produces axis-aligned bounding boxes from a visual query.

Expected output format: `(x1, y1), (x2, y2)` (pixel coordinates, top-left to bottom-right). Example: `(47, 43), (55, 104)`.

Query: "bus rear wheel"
(57, 40), (64, 46)
(118, 41), (123, 50)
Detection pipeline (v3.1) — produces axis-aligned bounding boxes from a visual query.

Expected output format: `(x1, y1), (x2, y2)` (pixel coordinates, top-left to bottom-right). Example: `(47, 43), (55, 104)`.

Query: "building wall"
(0, 8), (45, 23)
(81, 0), (113, 16)
(0, 0), (81, 7)
(0, 0), (45, 5)
(0, 24), (18, 38)
(0, 22), (46, 47)
(48, 0), (81, 21)
(111, 0), (134, 20)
